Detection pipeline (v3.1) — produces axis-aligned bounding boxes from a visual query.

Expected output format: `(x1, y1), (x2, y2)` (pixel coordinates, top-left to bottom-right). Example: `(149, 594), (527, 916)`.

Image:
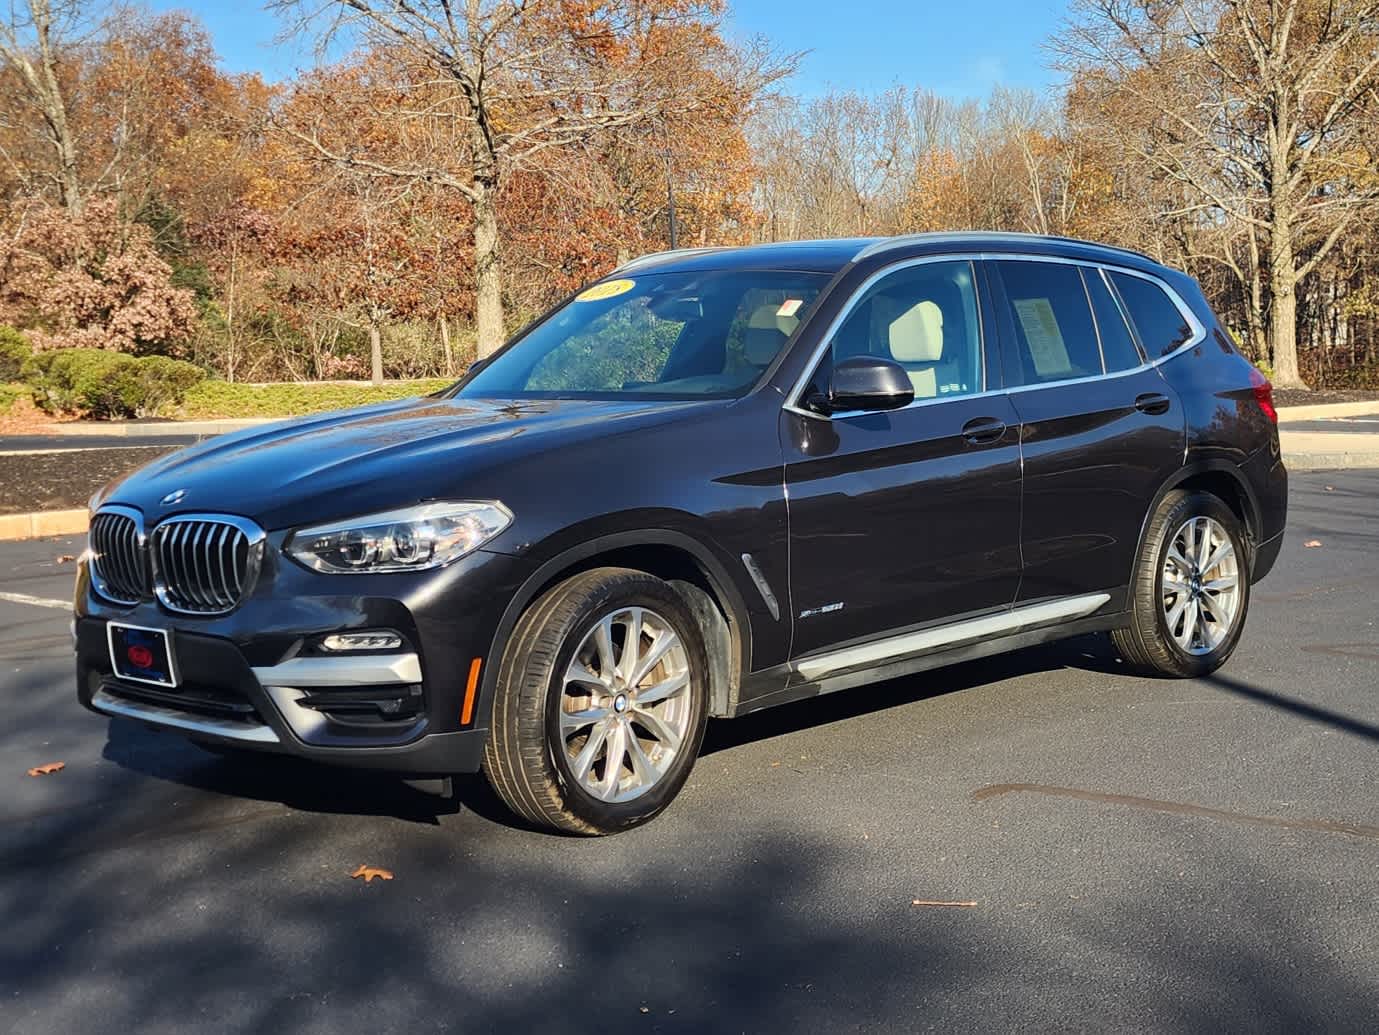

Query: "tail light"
(1248, 367), (1277, 424)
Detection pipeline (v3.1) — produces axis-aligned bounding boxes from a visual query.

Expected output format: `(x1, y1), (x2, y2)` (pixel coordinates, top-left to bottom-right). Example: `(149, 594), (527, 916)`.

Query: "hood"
(105, 395), (719, 530)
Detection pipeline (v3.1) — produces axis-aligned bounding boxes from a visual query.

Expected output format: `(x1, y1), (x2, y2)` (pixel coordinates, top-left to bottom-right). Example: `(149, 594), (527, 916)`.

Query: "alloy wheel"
(1161, 515), (1242, 656)
(557, 607), (693, 803)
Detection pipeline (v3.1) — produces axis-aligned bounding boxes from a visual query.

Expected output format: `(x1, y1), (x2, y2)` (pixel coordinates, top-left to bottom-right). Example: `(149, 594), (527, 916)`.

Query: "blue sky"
(148, 0), (1065, 100)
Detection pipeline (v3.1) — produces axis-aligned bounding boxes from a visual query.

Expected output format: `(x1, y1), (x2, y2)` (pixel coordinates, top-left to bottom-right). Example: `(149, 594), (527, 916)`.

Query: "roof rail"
(851, 231), (1156, 265)
(613, 246), (732, 274)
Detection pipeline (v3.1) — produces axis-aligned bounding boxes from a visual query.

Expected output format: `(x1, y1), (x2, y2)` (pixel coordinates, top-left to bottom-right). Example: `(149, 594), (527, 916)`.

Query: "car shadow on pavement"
(5, 791), (1377, 1033)
(704, 633), (1123, 757)
(99, 717), (464, 825)
(88, 635), (1128, 833)
(1204, 671), (1379, 743)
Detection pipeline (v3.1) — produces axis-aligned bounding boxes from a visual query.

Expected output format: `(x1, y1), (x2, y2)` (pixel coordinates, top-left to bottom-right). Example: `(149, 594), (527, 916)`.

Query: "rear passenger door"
(985, 259), (1187, 606)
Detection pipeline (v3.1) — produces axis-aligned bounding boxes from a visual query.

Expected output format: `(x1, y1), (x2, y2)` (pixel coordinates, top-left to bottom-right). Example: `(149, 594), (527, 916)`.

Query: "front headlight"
(286, 501), (512, 574)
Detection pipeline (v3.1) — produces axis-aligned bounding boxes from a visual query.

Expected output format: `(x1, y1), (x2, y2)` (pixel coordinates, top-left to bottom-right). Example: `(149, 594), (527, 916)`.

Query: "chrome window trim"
(783, 251), (1207, 422)
(88, 504), (147, 606)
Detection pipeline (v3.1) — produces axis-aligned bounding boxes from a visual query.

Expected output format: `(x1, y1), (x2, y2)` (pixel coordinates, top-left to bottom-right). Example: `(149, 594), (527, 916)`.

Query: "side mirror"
(827, 355), (914, 413)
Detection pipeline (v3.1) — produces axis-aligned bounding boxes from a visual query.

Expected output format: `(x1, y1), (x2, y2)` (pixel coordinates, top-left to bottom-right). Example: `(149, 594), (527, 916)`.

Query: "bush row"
(178, 378), (453, 418)
(22, 349), (207, 418)
(3, 326), (451, 419)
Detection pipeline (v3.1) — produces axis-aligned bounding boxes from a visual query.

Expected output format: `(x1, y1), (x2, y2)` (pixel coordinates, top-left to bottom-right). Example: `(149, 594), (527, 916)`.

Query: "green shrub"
(22, 348), (207, 418)
(0, 382), (26, 415)
(0, 326), (31, 382)
(137, 356), (209, 416)
(179, 379), (452, 419)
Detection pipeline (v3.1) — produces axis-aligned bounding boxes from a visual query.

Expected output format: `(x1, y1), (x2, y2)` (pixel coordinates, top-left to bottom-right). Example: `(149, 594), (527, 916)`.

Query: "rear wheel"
(1112, 490), (1250, 677)
(482, 567), (709, 834)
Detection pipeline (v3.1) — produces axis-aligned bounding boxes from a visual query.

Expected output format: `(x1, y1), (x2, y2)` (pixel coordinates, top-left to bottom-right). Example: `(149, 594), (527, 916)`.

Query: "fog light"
(320, 631), (403, 652)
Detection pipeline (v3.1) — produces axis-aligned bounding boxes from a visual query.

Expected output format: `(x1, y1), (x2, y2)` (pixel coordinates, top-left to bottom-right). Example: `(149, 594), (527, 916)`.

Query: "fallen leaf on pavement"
(1303, 539), (1322, 548)
(351, 865), (394, 883)
(27, 761), (65, 776)
(911, 899), (977, 908)
(55, 554), (75, 564)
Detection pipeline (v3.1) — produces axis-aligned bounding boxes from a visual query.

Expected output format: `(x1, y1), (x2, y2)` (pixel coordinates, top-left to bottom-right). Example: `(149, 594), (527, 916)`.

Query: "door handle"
(1134, 392), (1172, 415)
(961, 416), (1007, 445)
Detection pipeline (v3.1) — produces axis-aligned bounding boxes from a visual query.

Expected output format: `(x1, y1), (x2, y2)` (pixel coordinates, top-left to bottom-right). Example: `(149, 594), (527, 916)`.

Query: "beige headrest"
(889, 300), (943, 363)
(744, 303), (797, 365)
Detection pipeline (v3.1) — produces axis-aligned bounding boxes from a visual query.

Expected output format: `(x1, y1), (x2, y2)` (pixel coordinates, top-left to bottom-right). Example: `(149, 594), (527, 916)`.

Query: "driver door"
(781, 257), (1022, 661)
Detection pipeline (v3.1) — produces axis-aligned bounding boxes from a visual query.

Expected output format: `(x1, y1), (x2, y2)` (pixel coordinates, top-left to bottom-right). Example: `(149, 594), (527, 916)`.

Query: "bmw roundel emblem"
(160, 488), (187, 507)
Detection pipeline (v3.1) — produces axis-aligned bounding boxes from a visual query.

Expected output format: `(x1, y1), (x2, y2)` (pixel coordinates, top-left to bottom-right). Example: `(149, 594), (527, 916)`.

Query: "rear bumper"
(1247, 452), (1288, 583)
(1251, 529), (1284, 584)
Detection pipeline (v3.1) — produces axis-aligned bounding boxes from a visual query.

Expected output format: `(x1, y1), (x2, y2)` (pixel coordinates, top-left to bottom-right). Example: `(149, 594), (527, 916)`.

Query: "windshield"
(454, 269), (830, 400)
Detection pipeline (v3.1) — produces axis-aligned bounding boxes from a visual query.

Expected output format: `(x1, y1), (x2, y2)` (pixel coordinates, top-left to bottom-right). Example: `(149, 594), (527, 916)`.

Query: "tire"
(482, 567), (710, 835)
(1112, 489), (1251, 677)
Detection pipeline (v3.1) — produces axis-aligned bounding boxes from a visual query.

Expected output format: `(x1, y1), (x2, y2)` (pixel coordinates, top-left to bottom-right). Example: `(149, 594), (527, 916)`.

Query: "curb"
(1283, 452), (1379, 470)
(0, 509), (87, 541)
(46, 418), (275, 437)
(1275, 400), (1379, 421)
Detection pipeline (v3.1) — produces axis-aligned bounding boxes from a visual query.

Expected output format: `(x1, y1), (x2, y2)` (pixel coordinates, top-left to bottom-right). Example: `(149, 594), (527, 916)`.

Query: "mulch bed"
(0, 447), (176, 514)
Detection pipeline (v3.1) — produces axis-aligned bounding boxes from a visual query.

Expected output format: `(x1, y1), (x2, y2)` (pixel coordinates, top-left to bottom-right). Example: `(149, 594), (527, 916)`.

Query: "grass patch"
(179, 379), (454, 419)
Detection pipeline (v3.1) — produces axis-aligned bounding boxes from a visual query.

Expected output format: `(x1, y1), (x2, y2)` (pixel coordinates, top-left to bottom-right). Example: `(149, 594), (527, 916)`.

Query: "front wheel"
(1112, 490), (1251, 677)
(482, 567), (709, 835)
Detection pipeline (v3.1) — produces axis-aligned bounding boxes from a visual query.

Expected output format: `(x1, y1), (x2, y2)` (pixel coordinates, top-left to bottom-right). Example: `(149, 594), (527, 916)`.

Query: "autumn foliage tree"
(1057, 0), (1379, 388)
(0, 197), (196, 352)
(271, 0), (789, 357)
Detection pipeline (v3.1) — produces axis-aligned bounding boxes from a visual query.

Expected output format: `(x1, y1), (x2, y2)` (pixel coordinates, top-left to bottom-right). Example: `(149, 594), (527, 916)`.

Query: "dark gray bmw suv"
(76, 232), (1287, 834)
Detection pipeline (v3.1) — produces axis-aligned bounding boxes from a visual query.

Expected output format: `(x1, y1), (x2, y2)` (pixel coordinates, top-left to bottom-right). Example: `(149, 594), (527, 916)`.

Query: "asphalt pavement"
(2, 472), (1378, 1033)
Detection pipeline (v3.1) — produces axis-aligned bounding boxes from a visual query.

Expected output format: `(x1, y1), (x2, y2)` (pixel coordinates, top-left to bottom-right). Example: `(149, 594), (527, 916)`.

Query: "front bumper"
(75, 544), (526, 774)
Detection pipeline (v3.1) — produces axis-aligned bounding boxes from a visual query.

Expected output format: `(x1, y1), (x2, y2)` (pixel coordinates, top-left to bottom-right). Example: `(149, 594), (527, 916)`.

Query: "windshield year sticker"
(575, 278), (636, 302)
(777, 298), (803, 318)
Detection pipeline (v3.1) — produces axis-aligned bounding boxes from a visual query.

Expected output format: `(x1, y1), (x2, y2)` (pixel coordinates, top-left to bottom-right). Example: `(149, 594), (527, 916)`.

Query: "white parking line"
(0, 590), (71, 610)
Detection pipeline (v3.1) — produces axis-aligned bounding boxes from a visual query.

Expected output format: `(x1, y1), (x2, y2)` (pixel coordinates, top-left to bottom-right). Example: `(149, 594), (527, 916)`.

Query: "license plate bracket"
(108, 623), (179, 688)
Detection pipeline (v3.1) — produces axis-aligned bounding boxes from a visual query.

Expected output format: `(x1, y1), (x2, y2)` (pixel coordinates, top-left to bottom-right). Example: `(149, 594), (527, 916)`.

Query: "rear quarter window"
(1109, 272), (1194, 358)
(1083, 268), (1144, 373)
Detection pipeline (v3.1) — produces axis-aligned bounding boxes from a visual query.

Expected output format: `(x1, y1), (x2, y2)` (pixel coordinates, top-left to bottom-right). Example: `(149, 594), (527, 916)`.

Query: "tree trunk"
(369, 318), (384, 385)
(472, 178), (504, 359)
(1245, 227), (1267, 362)
(438, 314), (454, 375)
(1268, 214), (1305, 388)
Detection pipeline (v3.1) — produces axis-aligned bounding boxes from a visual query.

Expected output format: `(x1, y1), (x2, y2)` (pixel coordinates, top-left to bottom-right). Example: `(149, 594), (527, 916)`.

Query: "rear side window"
(1083, 267), (1144, 372)
(1109, 272), (1193, 358)
(994, 261), (1102, 386)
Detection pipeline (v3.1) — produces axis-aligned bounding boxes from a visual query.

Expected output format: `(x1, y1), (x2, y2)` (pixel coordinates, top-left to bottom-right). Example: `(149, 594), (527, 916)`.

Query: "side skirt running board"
(792, 592), (1111, 681)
